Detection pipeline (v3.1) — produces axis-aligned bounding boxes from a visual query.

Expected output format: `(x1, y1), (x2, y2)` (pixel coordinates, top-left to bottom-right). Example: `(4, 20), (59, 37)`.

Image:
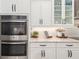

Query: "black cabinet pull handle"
(43, 50), (45, 57)
(41, 50), (45, 58)
(68, 50), (70, 58)
(14, 4), (16, 12)
(66, 44), (73, 46)
(70, 50), (72, 57)
(40, 45), (47, 46)
(39, 19), (43, 24)
(12, 4), (13, 12)
(41, 50), (43, 57)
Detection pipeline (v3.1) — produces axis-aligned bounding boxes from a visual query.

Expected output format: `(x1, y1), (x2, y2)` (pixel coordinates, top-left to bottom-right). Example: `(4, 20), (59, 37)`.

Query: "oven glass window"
(1, 44), (27, 56)
(1, 22), (27, 35)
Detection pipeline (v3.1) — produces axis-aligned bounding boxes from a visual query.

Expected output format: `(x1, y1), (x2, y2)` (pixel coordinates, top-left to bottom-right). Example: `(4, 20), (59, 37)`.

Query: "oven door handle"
(1, 42), (26, 44)
(0, 20), (28, 22)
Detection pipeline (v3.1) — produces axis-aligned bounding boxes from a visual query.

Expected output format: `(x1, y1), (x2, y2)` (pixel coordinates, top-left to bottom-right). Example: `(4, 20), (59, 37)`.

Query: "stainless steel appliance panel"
(1, 56), (27, 59)
(0, 35), (27, 41)
(0, 15), (28, 41)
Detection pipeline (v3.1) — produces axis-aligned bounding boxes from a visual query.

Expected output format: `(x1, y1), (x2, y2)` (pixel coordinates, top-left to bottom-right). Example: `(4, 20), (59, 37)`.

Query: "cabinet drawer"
(57, 43), (79, 48)
(30, 43), (56, 47)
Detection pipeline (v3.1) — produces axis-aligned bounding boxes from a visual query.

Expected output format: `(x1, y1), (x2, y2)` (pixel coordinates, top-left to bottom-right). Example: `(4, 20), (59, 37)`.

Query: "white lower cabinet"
(30, 48), (55, 59)
(57, 43), (79, 59)
(30, 42), (79, 59)
(30, 43), (56, 59)
(30, 48), (42, 59)
(57, 48), (79, 59)
(70, 49), (79, 59)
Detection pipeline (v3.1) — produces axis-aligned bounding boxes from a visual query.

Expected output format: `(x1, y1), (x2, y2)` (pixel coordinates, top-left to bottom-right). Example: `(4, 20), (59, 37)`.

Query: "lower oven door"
(1, 41), (27, 59)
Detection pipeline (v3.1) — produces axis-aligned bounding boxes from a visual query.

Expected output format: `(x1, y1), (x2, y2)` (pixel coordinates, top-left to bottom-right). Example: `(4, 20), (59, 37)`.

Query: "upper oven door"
(1, 22), (27, 35)
(0, 15), (27, 35)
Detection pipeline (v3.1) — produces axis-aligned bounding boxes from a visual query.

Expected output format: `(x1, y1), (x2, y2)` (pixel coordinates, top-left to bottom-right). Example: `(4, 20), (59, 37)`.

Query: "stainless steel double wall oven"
(0, 15), (28, 59)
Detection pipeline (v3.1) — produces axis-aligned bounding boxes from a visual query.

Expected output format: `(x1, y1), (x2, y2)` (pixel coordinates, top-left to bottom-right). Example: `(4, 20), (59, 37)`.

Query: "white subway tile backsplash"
(31, 27), (79, 37)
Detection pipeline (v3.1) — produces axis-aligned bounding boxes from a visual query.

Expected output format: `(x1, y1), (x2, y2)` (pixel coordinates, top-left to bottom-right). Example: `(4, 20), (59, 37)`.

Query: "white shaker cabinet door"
(30, 48), (43, 59)
(0, 0), (30, 14)
(14, 0), (28, 14)
(31, 0), (52, 27)
(31, 0), (41, 26)
(64, 0), (73, 24)
(30, 48), (56, 59)
(53, 0), (74, 26)
(69, 49), (79, 59)
(41, 0), (52, 26)
(0, 0), (14, 13)
(57, 48), (70, 59)
(57, 48), (79, 59)
(43, 48), (56, 59)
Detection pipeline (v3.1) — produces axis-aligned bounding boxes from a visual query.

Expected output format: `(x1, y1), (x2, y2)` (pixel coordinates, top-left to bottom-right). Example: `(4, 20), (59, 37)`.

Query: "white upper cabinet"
(53, 0), (62, 24)
(31, 0), (74, 27)
(14, 0), (30, 14)
(53, 0), (74, 26)
(65, 0), (74, 24)
(31, 0), (52, 27)
(0, 0), (30, 14)
(41, 0), (52, 26)
(0, 0), (14, 13)
(31, 0), (41, 26)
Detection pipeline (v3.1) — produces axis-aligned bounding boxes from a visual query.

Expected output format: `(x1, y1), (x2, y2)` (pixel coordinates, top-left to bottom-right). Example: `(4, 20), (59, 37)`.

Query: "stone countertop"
(31, 27), (79, 43)
(30, 37), (79, 43)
